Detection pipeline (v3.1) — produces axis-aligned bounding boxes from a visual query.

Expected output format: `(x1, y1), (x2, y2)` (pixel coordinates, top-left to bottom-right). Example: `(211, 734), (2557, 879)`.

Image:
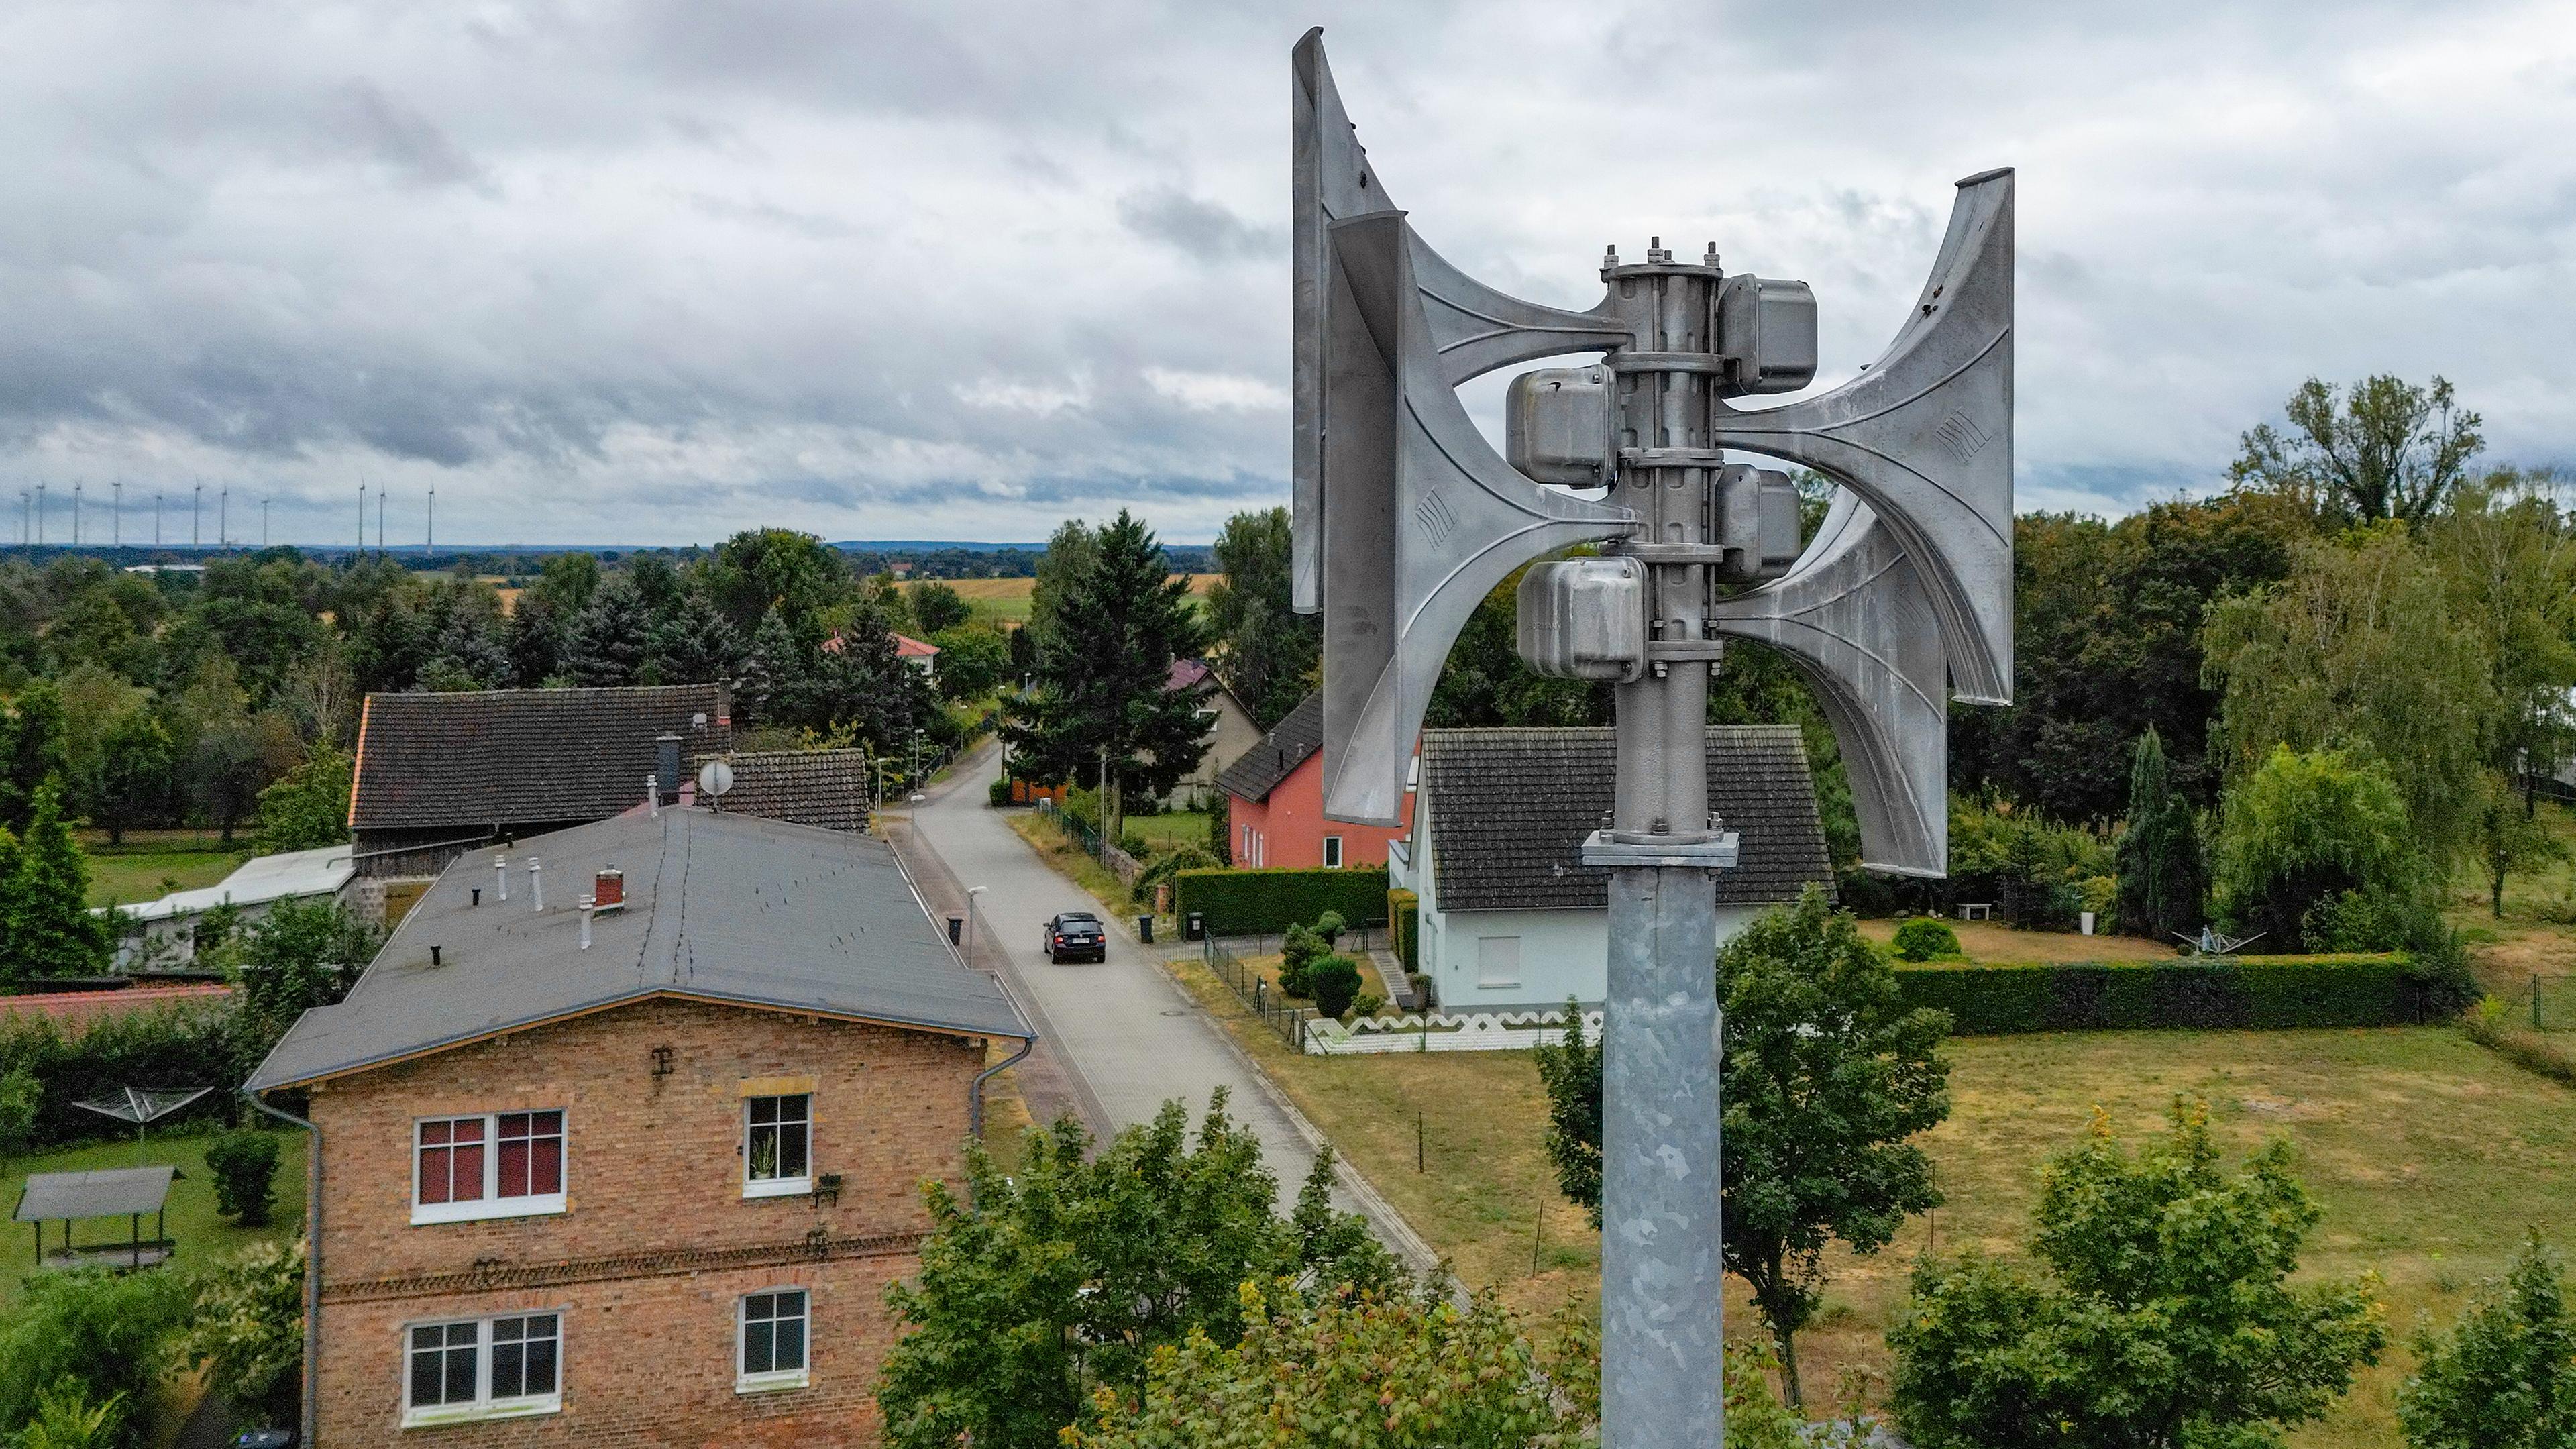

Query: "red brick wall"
(309, 995), (984, 1446)
(1226, 753), (1410, 869)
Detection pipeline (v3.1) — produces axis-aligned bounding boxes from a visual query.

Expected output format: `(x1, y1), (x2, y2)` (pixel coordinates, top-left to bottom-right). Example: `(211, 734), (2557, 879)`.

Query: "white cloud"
(1142, 367), (1285, 413)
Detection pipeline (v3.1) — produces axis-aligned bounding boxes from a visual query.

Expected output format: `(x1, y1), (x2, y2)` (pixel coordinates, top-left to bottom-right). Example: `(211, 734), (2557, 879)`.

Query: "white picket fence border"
(1304, 1007), (1603, 1055)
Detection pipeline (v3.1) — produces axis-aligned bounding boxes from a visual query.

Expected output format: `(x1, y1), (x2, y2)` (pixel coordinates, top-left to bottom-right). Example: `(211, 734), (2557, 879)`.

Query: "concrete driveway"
(894, 745), (1430, 1265)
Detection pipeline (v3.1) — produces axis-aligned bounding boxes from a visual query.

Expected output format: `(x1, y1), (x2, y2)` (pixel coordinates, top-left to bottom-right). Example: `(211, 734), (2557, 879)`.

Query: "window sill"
(402, 1394), (560, 1428)
(735, 1369), (810, 1395)
(742, 1177), (813, 1200)
(410, 1195), (566, 1226)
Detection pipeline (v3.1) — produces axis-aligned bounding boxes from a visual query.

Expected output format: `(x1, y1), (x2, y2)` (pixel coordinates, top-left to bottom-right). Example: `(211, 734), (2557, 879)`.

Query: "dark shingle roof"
(699, 749), (871, 834)
(246, 808), (1028, 1091)
(352, 686), (732, 831)
(1420, 726), (1833, 911)
(1216, 694), (1323, 804)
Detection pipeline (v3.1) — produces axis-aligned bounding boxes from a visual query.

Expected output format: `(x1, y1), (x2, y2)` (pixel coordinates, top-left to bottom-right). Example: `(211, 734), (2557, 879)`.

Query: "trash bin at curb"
(1137, 915), (1155, 944)
(946, 915), (964, 945)
(1185, 912), (1205, 941)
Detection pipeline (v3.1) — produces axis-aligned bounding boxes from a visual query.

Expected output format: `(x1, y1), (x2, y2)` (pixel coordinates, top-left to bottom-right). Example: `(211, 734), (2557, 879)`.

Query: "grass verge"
(1005, 812), (1140, 921)
(1167, 949), (2575, 1446)
(1855, 917), (2176, 965)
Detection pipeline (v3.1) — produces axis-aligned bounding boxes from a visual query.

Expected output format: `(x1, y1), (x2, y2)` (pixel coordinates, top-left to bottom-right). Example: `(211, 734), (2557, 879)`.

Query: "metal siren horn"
(1712, 168), (2017, 704)
(1293, 30), (1635, 825)
(1710, 493), (1951, 875)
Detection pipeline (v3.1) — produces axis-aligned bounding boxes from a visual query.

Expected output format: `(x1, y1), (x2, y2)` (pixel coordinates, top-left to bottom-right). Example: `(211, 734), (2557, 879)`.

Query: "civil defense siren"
(1290, 28), (2014, 874)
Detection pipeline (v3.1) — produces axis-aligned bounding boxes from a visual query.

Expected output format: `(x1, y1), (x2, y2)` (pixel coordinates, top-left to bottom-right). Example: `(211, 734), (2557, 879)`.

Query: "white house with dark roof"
(1389, 726), (1833, 1013)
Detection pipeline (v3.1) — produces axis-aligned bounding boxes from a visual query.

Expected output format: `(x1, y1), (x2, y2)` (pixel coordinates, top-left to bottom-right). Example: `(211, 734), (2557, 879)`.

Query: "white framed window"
(737, 1289), (811, 1393)
(1477, 936), (1523, 989)
(412, 1111), (566, 1225)
(743, 1093), (812, 1197)
(403, 1312), (561, 1426)
(1322, 835), (1344, 868)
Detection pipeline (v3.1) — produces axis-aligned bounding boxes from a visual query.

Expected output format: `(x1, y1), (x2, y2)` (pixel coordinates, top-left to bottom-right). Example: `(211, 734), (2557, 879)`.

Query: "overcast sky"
(3, 1), (2570, 547)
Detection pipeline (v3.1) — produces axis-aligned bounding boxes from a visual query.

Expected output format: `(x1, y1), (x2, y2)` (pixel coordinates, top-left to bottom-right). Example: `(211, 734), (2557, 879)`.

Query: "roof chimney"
(593, 868), (625, 914)
(657, 733), (683, 806)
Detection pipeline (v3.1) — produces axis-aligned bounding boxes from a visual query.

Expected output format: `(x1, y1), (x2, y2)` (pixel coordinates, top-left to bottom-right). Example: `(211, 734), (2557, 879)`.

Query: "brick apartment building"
(248, 807), (1031, 1446)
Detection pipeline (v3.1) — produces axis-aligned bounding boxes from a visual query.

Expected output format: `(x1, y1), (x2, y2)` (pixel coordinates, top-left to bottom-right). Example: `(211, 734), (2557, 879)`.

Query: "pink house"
(1214, 695), (1410, 869)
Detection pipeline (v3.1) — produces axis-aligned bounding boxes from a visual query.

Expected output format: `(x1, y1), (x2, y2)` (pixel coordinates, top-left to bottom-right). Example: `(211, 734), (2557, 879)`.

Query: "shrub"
(1387, 889), (1419, 971)
(1891, 916), (1962, 962)
(0, 1063), (40, 1167)
(1895, 953), (2437, 1033)
(1307, 957), (1364, 1020)
(988, 775), (1012, 807)
(0, 1267), (187, 1432)
(14, 1379), (126, 1449)
(205, 1130), (282, 1226)
(1350, 991), (1385, 1018)
(1173, 867), (1391, 936)
(1313, 910), (1346, 946)
(1118, 830), (1149, 859)
(176, 1239), (307, 1424)
(0, 1005), (246, 1149)
(2398, 1232), (2576, 1448)
(1279, 925), (1327, 998)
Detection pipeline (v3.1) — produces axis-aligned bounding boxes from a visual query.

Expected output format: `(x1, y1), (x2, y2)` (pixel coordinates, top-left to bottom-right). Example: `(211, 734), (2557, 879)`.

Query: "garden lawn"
(1856, 917), (2175, 965)
(1124, 812), (1208, 856)
(83, 847), (247, 909)
(903, 574), (1218, 629)
(1167, 951), (2576, 1448)
(2, 1126), (307, 1315)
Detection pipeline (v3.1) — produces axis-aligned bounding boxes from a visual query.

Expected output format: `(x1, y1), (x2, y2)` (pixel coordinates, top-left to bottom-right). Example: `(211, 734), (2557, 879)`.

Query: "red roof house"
(1214, 695), (1410, 869)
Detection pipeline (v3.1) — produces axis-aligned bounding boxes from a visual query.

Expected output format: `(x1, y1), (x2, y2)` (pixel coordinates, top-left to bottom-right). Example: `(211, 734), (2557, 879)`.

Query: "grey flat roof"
(247, 808), (1031, 1092)
(15, 1166), (175, 1222)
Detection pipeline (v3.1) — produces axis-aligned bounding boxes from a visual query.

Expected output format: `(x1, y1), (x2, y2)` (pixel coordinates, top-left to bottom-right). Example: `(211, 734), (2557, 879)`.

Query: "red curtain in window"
(497, 1111), (564, 1197)
(418, 1118), (486, 1203)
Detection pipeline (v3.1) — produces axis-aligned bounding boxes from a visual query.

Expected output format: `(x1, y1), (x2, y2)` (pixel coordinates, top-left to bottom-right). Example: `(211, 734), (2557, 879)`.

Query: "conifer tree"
(1002, 511), (1211, 839)
(645, 588), (745, 686)
(8, 781), (112, 980)
(564, 574), (651, 686)
(2116, 726), (2206, 941)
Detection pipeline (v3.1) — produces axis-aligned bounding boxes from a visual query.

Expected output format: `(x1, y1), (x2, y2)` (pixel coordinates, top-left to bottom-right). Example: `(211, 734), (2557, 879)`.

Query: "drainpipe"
(968, 1035), (1034, 1141)
(244, 1089), (320, 1449)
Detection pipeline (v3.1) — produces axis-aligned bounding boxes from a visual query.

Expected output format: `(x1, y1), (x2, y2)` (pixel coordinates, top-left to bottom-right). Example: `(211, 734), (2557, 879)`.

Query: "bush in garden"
(1313, 910), (1346, 946)
(205, 1129), (282, 1226)
(176, 1239), (309, 1425)
(1279, 924), (1326, 997)
(1891, 916), (1962, 962)
(1307, 957), (1364, 1020)
(2396, 1232), (2576, 1448)
(0, 1267), (187, 1432)
(988, 775), (1013, 807)
(13, 1379), (126, 1449)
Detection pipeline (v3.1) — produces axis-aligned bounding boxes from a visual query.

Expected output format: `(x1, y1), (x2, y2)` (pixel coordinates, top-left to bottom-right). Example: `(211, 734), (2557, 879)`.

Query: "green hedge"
(1896, 953), (2438, 1034)
(1389, 889), (1419, 972)
(0, 1000), (252, 1147)
(1175, 867), (1391, 936)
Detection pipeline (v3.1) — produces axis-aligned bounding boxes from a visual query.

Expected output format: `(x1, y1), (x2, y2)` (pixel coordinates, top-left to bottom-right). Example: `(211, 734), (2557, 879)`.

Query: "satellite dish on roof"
(698, 760), (735, 798)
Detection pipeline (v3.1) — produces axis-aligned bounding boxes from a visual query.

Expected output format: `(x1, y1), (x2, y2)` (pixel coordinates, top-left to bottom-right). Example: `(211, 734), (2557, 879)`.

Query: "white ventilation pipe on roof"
(647, 773), (659, 818)
(579, 897), (594, 949)
(494, 854), (508, 902)
(529, 857), (543, 912)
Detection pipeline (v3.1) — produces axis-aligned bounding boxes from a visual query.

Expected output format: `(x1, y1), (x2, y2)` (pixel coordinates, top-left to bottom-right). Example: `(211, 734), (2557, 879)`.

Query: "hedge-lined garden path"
(892, 744), (1436, 1268)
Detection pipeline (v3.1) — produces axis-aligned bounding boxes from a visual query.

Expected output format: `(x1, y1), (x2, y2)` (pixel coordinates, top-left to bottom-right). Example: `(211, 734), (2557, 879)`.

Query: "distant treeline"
(0, 540), (1216, 582)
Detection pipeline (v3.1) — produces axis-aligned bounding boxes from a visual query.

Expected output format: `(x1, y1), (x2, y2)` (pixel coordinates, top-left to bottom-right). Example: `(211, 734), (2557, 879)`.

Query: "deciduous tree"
(1534, 886), (1951, 1405)
(877, 1093), (1397, 1449)
(2213, 745), (2418, 951)
(2232, 374), (2484, 526)
(1203, 507), (1318, 729)
(253, 748), (352, 855)
(174, 1240), (308, 1424)
(1890, 1101), (2387, 1449)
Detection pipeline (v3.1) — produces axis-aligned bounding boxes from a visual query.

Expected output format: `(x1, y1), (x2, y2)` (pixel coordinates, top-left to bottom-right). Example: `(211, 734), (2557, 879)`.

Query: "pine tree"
(8, 781), (113, 981)
(646, 588), (745, 686)
(564, 574), (651, 686)
(1003, 511), (1212, 839)
(740, 606), (810, 725)
(2116, 726), (2206, 943)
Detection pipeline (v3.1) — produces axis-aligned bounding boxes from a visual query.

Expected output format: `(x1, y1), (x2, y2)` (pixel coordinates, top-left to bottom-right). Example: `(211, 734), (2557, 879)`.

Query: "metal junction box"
(1716, 276), (1819, 394)
(1505, 365), (1612, 485)
(1516, 555), (1648, 681)
(1715, 465), (1806, 584)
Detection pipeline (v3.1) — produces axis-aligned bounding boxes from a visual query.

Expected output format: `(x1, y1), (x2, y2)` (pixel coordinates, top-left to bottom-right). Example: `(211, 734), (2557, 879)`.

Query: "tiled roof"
(248, 808), (1030, 1092)
(894, 635), (941, 658)
(1419, 726), (1833, 910)
(1, 984), (233, 1034)
(1215, 693), (1322, 804)
(351, 685), (732, 831)
(700, 749), (872, 834)
(1167, 658), (1212, 691)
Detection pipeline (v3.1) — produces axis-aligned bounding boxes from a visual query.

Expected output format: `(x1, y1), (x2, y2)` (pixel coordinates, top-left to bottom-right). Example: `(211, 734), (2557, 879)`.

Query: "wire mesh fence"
(2520, 974), (2576, 1032)
(1202, 937), (1316, 1051)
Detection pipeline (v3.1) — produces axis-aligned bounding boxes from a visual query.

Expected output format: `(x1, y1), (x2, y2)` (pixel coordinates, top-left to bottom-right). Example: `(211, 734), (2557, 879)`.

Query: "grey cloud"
(1116, 187), (1279, 260)
(329, 80), (489, 191)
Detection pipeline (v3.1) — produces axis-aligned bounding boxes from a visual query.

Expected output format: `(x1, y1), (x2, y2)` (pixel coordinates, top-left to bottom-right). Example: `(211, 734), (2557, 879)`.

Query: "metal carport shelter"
(13, 1165), (176, 1269)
